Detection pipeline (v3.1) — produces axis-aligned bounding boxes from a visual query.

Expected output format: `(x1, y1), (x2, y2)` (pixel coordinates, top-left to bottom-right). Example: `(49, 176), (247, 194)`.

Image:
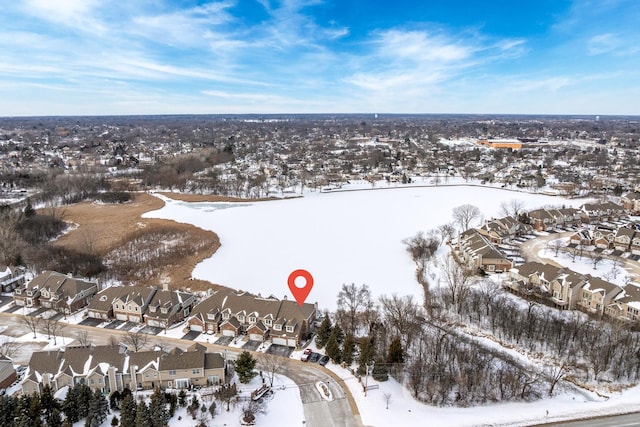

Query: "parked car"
(308, 352), (320, 363)
(318, 355), (330, 366)
(301, 348), (312, 362)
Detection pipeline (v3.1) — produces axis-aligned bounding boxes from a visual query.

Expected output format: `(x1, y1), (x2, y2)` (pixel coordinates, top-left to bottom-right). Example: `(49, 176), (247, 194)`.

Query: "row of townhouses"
(455, 201), (636, 273)
(188, 288), (317, 348)
(10, 271), (317, 348)
(0, 264), (26, 292)
(506, 261), (640, 322)
(570, 225), (640, 254)
(21, 343), (227, 396)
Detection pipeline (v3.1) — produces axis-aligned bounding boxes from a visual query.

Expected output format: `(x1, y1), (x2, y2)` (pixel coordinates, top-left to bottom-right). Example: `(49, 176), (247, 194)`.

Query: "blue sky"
(1, 0), (639, 116)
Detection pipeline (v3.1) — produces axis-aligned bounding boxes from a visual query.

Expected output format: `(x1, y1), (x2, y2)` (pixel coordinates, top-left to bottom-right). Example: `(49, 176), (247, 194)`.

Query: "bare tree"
(499, 199), (526, 218)
(441, 256), (474, 313)
(477, 279), (502, 316)
(76, 329), (91, 346)
(122, 331), (150, 352)
(0, 337), (22, 358)
(589, 252), (603, 270)
(40, 318), (64, 344)
(452, 204), (482, 231)
(378, 294), (423, 350)
(548, 239), (565, 257)
(548, 360), (569, 396)
(402, 232), (439, 272)
(383, 393), (392, 409)
(257, 353), (287, 388)
(436, 223), (456, 245)
(22, 315), (41, 339)
(337, 283), (373, 337)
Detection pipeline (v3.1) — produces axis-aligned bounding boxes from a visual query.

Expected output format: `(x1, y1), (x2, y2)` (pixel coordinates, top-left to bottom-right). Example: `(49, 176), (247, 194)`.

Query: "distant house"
(13, 271), (98, 314)
(0, 265), (26, 292)
(456, 228), (513, 273)
(580, 202), (626, 223)
(621, 191), (640, 214)
(0, 355), (17, 389)
(86, 285), (196, 328)
(613, 227), (636, 252)
(188, 288), (317, 348)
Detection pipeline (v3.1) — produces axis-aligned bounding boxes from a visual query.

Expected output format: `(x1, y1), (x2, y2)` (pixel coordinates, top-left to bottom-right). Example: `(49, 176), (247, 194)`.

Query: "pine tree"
(77, 384), (93, 420)
(41, 384), (61, 425)
(134, 401), (151, 427)
(341, 333), (356, 366)
(315, 314), (332, 349)
(27, 393), (42, 426)
(86, 389), (108, 427)
(0, 395), (16, 427)
(149, 388), (169, 427)
(357, 336), (376, 376)
(178, 389), (188, 407)
(48, 408), (63, 427)
(63, 385), (79, 424)
(24, 198), (35, 218)
(119, 393), (136, 427)
(234, 351), (257, 384)
(372, 358), (389, 382)
(387, 336), (404, 364)
(325, 328), (342, 363)
(167, 392), (177, 417)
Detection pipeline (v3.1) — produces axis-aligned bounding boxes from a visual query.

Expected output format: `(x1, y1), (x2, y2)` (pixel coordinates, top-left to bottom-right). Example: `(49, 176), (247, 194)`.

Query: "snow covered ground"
(144, 184), (584, 311)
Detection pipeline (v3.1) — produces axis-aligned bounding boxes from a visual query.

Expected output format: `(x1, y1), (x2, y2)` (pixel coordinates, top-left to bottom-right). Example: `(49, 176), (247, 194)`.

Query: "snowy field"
(144, 184), (584, 310)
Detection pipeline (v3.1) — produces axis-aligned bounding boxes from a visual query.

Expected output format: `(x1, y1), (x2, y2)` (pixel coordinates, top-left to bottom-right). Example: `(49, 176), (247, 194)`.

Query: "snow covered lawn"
(144, 186), (583, 310)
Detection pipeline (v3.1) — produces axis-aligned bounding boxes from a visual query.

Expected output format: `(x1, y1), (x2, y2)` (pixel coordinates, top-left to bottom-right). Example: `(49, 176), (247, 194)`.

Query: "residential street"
(0, 311), (362, 427)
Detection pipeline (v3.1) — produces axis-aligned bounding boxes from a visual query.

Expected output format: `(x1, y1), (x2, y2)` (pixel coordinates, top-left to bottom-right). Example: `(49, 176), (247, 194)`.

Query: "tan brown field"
(52, 192), (223, 292)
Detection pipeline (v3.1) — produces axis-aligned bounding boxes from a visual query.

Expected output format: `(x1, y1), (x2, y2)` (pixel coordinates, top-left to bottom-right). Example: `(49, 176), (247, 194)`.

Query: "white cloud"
(588, 33), (621, 55)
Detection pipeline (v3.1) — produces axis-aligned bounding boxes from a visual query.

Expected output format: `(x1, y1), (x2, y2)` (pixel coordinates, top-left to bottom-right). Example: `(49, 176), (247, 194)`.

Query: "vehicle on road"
(301, 348), (312, 362)
(308, 352), (320, 363)
(318, 355), (329, 366)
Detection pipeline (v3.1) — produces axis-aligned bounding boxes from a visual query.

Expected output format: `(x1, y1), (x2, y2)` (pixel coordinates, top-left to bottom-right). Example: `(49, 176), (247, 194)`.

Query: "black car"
(308, 352), (320, 363)
(318, 355), (330, 366)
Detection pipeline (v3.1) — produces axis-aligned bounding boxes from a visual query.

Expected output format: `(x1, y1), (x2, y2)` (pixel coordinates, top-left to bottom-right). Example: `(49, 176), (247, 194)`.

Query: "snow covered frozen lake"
(144, 186), (583, 310)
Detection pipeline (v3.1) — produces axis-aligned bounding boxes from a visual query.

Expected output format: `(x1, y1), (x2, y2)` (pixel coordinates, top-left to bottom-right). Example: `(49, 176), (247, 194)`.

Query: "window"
(184, 308), (190, 316)
(264, 319), (272, 326)
(161, 308), (167, 314)
(169, 370), (176, 376)
(128, 305), (132, 311)
(150, 306), (156, 312)
(115, 304), (119, 309)
(207, 313), (216, 320)
(135, 307), (139, 312)
(192, 369), (200, 375)
(90, 379), (95, 384)
(286, 326), (294, 333)
(238, 315), (244, 322)
(222, 313), (229, 320)
(274, 324), (282, 331)
(249, 317), (256, 323)
(168, 381), (172, 388)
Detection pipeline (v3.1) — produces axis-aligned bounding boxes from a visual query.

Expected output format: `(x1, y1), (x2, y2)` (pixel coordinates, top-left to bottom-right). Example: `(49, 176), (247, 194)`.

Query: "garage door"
(222, 329), (235, 337)
(249, 334), (263, 341)
(272, 337), (287, 346)
(190, 324), (203, 332)
(129, 316), (141, 323)
(147, 319), (162, 328)
(287, 338), (297, 347)
(116, 313), (127, 321)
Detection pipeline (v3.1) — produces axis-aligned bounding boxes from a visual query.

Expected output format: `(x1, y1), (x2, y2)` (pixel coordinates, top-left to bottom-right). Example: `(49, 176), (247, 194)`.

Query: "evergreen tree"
(119, 393), (136, 427)
(372, 358), (389, 382)
(109, 390), (122, 411)
(134, 401), (151, 427)
(41, 384), (60, 424)
(387, 336), (404, 364)
(111, 415), (119, 426)
(0, 395), (16, 427)
(77, 384), (93, 420)
(341, 333), (356, 366)
(86, 389), (108, 427)
(208, 401), (217, 419)
(357, 336), (376, 376)
(325, 329), (342, 363)
(315, 314), (332, 349)
(63, 385), (79, 424)
(149, 388), (169, 427)
(167, 392), (177, 417)
(177, 389), (188, 407)
(234, 351), (257, 384)
(24, 198), (35, 218)
(27, 393), (42, 426)
(48, 408), (64, 427)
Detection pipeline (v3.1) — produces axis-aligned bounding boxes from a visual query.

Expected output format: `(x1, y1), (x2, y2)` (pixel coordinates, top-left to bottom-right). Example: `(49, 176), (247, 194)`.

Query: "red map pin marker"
(288, 269), (314, 306)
